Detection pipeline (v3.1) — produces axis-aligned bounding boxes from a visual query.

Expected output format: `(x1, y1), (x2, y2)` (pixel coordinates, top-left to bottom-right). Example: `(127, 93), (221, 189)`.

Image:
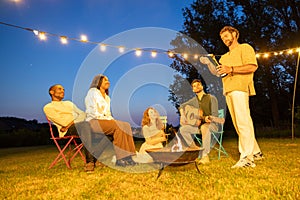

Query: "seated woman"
(85, 74), (136, 167)
(135, 107), (167, 163)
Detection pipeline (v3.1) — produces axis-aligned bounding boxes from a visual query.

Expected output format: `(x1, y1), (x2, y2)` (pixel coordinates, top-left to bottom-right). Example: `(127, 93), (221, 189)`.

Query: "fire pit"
(146, 147), (204, 179)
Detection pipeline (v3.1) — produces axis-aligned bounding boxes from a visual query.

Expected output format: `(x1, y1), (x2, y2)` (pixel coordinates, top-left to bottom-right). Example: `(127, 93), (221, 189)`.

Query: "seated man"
(44, 84), (101, 172)
(179, 79), (219, 164)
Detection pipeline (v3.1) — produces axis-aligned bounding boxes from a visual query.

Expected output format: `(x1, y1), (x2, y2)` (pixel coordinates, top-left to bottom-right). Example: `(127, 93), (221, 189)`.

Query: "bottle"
(217, 66), (227, 77)
(212, 56), (227, 77)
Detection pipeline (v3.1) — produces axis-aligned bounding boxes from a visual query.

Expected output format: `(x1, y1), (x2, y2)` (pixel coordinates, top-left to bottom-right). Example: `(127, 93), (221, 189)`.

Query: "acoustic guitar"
(183, 105), (225, 126)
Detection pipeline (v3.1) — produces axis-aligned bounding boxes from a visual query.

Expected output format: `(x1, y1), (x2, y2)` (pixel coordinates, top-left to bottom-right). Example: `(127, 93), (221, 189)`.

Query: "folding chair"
(159, 115), (170, 143)
(46, 118), (86, 169)
(194, 109), (228, 159)
(159, 116), (167, 132)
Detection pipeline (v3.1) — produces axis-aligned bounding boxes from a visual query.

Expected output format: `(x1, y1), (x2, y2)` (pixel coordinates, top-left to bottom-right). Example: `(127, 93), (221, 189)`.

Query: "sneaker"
(197, 155), (210, 165)
(84, 162), (95, 172)
(125, 156), (137, 166)
(116, 158), (127, 167)
(253, 152), (264, 161)
(231, 157), (256, 169)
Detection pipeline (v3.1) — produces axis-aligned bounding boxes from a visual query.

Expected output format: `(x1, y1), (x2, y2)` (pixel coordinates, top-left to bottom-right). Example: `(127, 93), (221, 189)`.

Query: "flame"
(171, 133), (183, 152)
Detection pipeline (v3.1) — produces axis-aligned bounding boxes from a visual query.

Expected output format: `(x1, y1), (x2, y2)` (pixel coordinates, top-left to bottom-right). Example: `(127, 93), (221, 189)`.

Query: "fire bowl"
(146, 147), (203, 164)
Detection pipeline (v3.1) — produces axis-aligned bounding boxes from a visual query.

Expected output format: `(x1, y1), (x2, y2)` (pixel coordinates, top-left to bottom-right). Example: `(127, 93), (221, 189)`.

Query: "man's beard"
(225, 39), (233, 47)
(225, 33), (234, 47)
(194, 89), (203, 94)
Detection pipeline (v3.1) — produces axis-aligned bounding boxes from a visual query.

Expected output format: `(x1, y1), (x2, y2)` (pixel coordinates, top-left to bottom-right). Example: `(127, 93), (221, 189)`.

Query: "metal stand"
(157, 163), (165, 180)
(156, 161), (203, 180)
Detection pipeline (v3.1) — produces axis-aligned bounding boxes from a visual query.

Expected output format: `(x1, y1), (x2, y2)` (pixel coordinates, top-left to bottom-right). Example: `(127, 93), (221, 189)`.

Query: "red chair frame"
(46, 118), (86, 169)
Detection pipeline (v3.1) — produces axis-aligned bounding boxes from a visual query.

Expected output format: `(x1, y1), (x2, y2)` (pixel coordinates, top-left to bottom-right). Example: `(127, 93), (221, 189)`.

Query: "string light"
(80, 34), (88, 42)
(168, 51), (174, 58)
(182, 53), (188, 60)
(0, 21), (299, 60)
(135, 49), (142, 56)
(118, 46), (125, 53)
(38, 32), (47, 40)
(60, 36), (68, 44)
(151, 50), (157, 58)
(255, 48), (300, 59)
(100, 44), (107, 51)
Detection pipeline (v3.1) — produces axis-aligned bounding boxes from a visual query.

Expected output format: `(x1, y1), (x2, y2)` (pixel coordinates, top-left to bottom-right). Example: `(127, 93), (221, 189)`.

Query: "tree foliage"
(0, 117), (50, 147)
(169, 0), (300, 127)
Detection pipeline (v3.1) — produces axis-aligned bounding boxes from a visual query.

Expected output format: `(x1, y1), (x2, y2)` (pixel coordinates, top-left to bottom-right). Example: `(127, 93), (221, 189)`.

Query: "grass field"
(0, 138), (299, 200)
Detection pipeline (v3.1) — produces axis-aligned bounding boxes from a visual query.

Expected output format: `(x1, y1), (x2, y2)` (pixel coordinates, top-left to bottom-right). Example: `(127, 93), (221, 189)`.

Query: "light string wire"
(0, 21), (208, 58)
(1, 21), (299, 59)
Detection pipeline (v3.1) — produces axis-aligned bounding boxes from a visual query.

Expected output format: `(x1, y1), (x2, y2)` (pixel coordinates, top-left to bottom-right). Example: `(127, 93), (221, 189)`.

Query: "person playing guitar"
(179, 79), (221, 165)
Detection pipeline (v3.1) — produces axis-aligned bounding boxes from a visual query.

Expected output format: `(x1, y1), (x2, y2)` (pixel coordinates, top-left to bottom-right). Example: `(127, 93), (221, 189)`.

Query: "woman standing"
(85, 74), (136, 167)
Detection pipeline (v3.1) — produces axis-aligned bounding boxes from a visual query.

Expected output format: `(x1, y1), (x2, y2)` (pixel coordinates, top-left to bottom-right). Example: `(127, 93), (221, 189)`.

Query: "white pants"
(226, 91), (261, 160)
(180, 123), (217, 157)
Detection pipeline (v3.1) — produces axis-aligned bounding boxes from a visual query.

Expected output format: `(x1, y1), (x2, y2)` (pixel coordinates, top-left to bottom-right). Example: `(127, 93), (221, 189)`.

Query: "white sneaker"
(253, 152), (264, 161)
(231, 157), (256, 169)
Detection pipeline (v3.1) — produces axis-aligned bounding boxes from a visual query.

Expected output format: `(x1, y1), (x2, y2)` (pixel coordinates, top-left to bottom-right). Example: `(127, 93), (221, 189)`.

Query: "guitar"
(183, 105), (225, 126)
(183, 105), (203, 126)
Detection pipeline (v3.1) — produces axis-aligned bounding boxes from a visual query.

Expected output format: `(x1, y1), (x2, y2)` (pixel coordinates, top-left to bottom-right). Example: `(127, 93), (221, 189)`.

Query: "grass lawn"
(0, 138), (299, 200)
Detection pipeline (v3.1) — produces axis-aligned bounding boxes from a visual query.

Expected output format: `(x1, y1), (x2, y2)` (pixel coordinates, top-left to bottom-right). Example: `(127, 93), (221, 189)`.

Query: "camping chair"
(159, 116), (167, 132)
(194, 109), (228, 159)
(159, 115), (170, 143)
(46, 118), (86, 169)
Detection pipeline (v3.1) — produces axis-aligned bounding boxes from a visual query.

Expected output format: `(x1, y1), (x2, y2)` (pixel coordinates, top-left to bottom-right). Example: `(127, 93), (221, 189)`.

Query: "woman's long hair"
(141, 107), (164, 130)
(89, 74), (109, 95)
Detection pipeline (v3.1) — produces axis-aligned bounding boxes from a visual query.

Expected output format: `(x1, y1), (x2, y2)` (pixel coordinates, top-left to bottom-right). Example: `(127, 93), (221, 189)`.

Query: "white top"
(85, 88), (114, 121)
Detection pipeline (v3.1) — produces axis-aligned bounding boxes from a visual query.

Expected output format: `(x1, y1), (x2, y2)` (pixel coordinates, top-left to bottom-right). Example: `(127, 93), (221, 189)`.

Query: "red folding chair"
(46, 118), (86, 169)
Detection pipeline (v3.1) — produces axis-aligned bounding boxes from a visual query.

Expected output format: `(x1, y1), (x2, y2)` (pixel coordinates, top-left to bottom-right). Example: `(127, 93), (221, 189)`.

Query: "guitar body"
(183, 105), (203, 126)
(183, 105), (225, 125)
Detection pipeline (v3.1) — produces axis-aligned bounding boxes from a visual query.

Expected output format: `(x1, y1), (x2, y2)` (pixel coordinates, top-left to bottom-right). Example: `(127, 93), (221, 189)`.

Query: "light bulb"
(118, 46), (125, 53)
(168, 51), (174, 57)
(100, 44), (106, 51)
(38, 32), (47, 40)
(151, 51), (157, 58)
(80, 34), (88, 42)
(60, 36), (68, 44)
(135, 49), (142, 56)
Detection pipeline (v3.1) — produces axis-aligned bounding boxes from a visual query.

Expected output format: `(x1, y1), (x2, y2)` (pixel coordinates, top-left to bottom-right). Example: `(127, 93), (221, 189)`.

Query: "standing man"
(44, 84), (98, 172)
(200, 26), (263, 168)
(179, 79), (219, 164)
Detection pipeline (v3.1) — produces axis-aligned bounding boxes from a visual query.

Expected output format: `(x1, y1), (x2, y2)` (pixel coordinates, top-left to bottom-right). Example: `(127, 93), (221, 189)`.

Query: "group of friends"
(44, 74), (169, 172)
(43, 26), (264, 172)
